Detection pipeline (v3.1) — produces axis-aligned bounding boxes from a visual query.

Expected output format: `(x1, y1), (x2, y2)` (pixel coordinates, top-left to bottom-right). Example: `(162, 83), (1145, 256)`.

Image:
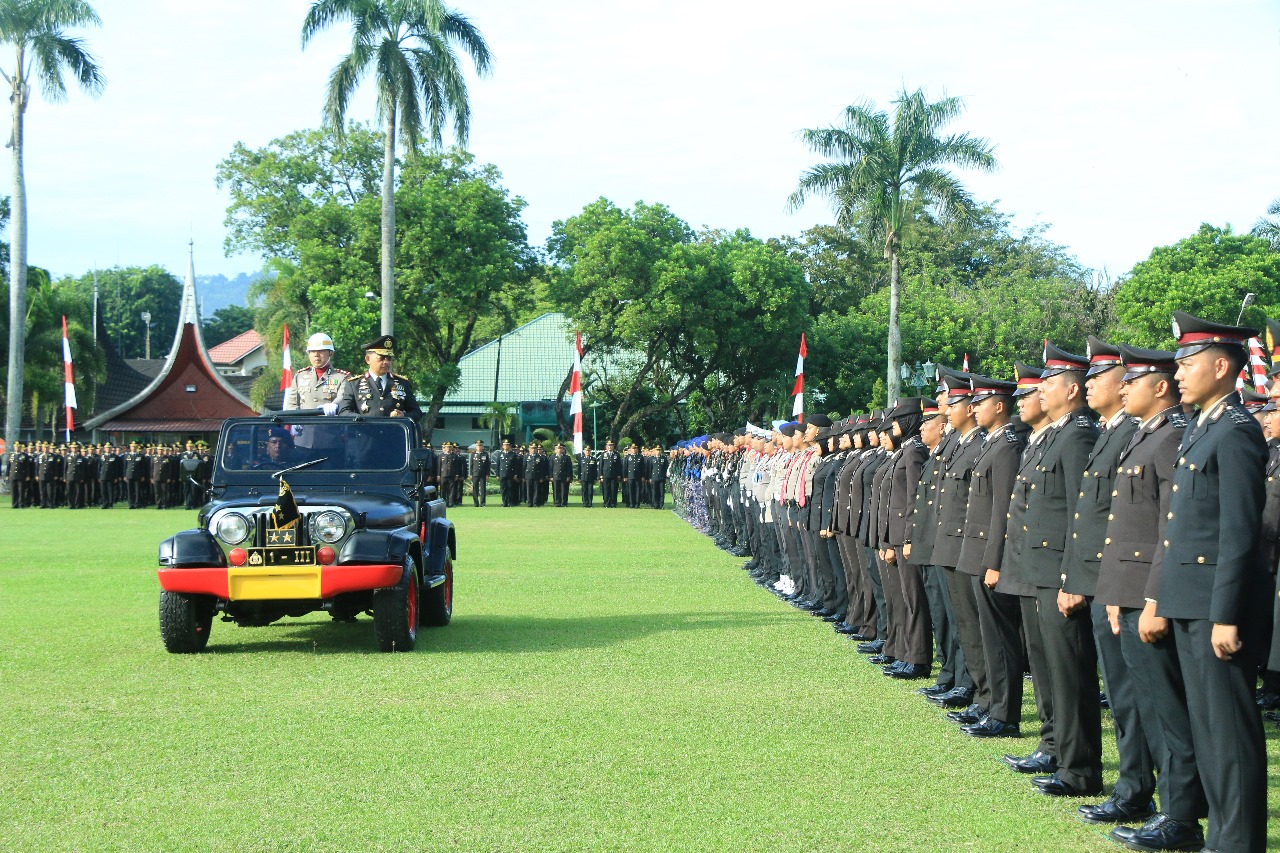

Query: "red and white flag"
(279, 324), (293, 391)
(1239, 336), (1268, 393)
(962, 353), (970, 372)
(570, 331), (584, 454)
(791, 333), (807, 422)
(62, 316), (77, 441)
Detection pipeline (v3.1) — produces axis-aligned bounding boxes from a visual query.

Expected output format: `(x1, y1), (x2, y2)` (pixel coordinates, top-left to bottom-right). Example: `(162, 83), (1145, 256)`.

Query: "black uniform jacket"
(957, 423), (1025, 577)
(336, 372), (423, 420)
(1005, 408), (1098, 590)
(855, 450), (888, 546)
(1157, 395), (1269, 636)
(468, 450), (491, 478)
(908, 430), (958, 564)
(1062, 414), (1140, 596)
(831, 451), (866, 537)
(1094, 406), (1186, 610)
(578, 453), (599, 481)
(931, 428), (986, 569)
(885, 438), (928, 548)
(1260, 440), (1280, 573)
(598, 451), (621, 479)
(550, 454), (574, 480)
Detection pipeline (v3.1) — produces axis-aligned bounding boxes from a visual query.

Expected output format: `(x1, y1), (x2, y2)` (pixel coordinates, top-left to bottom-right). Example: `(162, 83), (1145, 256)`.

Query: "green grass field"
(0, 503), (1276, 851)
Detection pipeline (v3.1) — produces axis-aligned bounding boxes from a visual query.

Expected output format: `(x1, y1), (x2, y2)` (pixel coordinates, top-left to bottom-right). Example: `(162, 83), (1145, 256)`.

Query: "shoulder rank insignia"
(1167, 411), (1188, 428)
(1075, 413), (1094, 428)
(1004, 429), (1021, 442)
(1226, 407), (1252, 425)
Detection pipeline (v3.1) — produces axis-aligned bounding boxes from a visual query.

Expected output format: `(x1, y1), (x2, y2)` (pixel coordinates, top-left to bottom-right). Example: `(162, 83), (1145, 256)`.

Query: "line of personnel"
(673, 311), (1274, 853)
(424, 438), (672, 509)
(6, 439), (213, 510)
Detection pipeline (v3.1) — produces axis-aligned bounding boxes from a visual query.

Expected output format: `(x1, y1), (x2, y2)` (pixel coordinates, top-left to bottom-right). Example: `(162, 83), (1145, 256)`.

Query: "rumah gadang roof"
(84, 243), (258, 433)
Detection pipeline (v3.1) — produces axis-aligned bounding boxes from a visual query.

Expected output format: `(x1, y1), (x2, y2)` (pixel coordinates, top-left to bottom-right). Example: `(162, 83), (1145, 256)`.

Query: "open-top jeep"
(157, 415), (454, 652)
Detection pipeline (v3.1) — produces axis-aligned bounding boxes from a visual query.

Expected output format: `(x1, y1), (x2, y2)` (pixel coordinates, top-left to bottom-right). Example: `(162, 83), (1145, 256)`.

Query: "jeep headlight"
(216, 512), (250, 545)
(310, 510), (347, 544)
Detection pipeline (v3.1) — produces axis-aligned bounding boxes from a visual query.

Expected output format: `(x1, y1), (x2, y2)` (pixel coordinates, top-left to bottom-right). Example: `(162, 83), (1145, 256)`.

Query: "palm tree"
(1251, 198), (1280, 251)
(789, 88), (996, 401)
(1, 0), (102, 465)
(302, 0), (491, 337)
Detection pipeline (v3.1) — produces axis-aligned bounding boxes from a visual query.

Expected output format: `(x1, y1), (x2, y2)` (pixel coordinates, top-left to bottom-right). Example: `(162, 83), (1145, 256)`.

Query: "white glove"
(321, 402), (338, 416)
(290, 424), (304, 437)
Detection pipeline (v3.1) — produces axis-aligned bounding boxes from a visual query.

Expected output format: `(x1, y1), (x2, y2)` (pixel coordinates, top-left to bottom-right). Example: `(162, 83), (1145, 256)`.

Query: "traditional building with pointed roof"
(84, 243), (259, 440)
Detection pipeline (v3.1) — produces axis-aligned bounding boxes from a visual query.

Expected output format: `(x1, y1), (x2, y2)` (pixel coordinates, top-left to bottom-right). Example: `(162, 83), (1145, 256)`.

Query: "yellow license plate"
(228, 564), (322, 600)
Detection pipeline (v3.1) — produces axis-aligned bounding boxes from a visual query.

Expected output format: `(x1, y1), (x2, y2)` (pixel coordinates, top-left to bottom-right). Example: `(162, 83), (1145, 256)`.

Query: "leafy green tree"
(302, 0), (492, 337)
(202, 304), (257, 348)
(477, 400), (518, 444)
(61, 266), (182, 360)
(788, 88), (997, 402)
(1, 0), (103, 459)
(1111, 224), (1280, 348)
(548, 199), (809, 443)
(1251, 198), (1280, 252)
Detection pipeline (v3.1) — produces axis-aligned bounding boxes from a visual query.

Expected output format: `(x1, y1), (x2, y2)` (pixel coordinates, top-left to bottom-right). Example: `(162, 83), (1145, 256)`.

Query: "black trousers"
(862, 546), (889, 641)
(822, 536), (849, 617)
(471, 477), (487, 506)
(1172, 617), (1267, 851)
(974, 577), (1024, 723)
(947, 567), (990, 710)
(838, 535), (875, 637)
(924, 563), (963, 690)
(651, 479), (666, 508)
(1116, 609), (1206, 821)
(1091, 602), (1154, 804)
(580, 479), (595, 507)
(500, 477), (517, 506)
(1020, 594), (1057, 758)
(602, 478), (619, 507)
(552, 479), (569, 506)
(624, 479), (642, 508)
(1034, 587), (1102, 792)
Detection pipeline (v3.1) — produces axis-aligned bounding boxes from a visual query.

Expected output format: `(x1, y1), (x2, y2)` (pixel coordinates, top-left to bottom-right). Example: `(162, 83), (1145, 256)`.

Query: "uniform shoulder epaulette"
(1127, 415), (1141, 426)
(1226, 407), (1252, 425)
(1004, 429), (1021, 443)
(1167, 411), (1188, 429)
(1074, 413), (1094, 428)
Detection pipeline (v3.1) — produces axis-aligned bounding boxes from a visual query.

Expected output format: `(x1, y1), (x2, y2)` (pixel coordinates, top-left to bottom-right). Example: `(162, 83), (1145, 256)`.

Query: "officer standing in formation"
(468, 440), (490, 506)
(578, 444), (598, 507)
(671, 310), (1271, 852)
(7, 438), (210, 510)
(550, 443), (574, 506)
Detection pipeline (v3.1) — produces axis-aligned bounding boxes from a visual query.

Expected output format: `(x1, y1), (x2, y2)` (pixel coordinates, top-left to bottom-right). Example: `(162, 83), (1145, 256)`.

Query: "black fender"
(424, 518), (456, 576)
(159, 529), (226, 568)
(339, 529), (420, 571)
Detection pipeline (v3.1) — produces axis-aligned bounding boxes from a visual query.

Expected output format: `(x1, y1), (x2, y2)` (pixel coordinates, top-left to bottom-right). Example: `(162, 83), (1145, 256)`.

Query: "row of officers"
(425, 439), (672, 509)
(675, 311), (1274, 853)
(7, 440), (213, 510)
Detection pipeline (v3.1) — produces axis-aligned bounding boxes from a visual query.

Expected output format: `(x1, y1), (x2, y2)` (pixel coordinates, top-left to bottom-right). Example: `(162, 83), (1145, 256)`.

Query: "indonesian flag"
(62, 316), (76, 441)
(279, 324), (293, 391)
(962, 353), (970, 372)
(1238, 336), (1268, 393)
(791, 333), (806, 421)
(570, 331), (584, 454)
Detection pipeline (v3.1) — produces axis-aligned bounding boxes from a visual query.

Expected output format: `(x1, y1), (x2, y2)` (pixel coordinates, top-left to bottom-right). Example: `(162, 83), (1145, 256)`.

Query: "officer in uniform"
(8, 442), (31, 507)
(495, 439), (519, 506)
(550, 443), (574, 506)
(648, 445), (669, 509)
(523, 443), (548, 506)
(599, 440), (621, 507)
(284, 332), (350, 415)
(1143, 312), (1269, 852)
(578, 445), (598, 507)
(124, 441), (148, 508)
(98, 442), (121, 508)
(180, 440), (202, 509)
(444, 443), (466, 506)
(622, 443), (644, 508)
(1094, 344), (1207, 849)
(468, 440), (491, 506)
(335, 335), (422, 421)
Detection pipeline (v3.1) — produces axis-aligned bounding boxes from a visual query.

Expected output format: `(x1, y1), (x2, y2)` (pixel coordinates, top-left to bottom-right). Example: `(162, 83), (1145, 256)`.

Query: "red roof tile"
(208, 329), (264, 364)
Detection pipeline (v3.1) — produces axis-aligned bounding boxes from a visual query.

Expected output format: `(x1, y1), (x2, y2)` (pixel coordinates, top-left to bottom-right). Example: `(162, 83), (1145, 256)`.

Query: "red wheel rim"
(444, 559), (453, 611)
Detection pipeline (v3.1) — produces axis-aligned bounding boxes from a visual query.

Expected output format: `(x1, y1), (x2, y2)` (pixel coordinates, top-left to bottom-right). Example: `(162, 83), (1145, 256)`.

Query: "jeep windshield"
(218, 420), (411, 473)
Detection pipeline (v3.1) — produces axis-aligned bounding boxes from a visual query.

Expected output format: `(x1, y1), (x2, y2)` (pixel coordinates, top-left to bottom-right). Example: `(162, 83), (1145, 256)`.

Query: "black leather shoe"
(868, 654), (896, 666)
(1001, 750), (1057, 774)
(890, 662), (930, 680)
(1077, 793), (1156, 825)
(821, 612), (844, 623)
(845, 631), (873, 641)
(833, 623), (858, 634)
(1108, 814), (1204, 852)
(962, 717), (1020, 738)
(946, 704), (985, 725)
(856, 639), (884, 654)
(917, 684), (950, 697)
(1031, 775), (1102, 798)
(1255, 691), (1280, 709)
(812, 608), (835, 618)
(928, 687), (974, 708)
(882, 661), (907, 675)
(1264, 709), (1280, 723)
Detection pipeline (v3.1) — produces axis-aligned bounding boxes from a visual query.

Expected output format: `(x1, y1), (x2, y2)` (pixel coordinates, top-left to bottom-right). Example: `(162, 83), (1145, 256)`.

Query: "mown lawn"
(0, 503), (1275, 851)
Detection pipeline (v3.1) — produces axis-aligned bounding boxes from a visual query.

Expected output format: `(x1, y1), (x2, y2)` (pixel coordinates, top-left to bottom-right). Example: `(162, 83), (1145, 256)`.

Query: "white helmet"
(306, 332), (335, 352)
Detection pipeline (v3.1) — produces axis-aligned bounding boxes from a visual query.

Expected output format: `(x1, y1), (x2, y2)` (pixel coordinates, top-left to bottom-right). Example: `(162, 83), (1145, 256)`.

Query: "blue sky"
(3, 0), (1278, 285)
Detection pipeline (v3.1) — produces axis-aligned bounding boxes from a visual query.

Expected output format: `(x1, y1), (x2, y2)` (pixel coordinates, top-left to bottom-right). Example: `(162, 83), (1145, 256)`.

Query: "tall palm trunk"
(886, 247), (901, 404)
(4, 67), (28, 462)
(380, 105), (396, 336)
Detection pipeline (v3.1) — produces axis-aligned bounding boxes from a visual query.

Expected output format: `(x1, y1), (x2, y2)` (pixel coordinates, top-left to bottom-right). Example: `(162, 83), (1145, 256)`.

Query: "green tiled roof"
(442, 313), (576, 412)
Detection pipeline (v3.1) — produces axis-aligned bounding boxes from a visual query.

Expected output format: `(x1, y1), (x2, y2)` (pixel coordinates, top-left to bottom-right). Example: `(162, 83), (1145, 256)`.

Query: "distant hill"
(196, 270), (272, 315)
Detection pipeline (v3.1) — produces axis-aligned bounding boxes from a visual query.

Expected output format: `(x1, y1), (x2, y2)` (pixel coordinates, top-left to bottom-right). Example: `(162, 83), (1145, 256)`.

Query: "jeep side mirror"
(410, 448), (434, 472)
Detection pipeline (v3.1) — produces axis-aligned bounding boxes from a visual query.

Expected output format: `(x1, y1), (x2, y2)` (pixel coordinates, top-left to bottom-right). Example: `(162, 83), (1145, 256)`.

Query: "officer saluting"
(336, 335), (422, 421)
(284, 332), (350, 414)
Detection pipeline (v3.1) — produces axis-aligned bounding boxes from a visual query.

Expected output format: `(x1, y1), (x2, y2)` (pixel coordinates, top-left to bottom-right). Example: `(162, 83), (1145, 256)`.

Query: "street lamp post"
(589, 401), (603, 446)
(140, 311), (152, 360)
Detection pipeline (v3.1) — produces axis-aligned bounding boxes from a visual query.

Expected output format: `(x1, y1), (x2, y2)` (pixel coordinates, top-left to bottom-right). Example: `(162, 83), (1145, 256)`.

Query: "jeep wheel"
(373, 557), (418, 652)
(421, 555), (453, 627)
(160, 591), (215, 653)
